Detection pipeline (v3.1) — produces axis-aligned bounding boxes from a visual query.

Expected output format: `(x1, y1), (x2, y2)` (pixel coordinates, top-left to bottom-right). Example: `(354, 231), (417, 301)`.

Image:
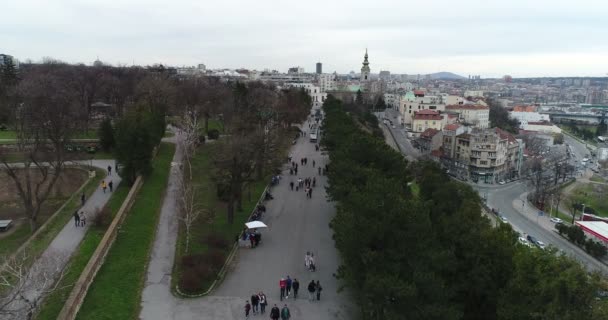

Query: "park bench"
(0, 220), (13, 232)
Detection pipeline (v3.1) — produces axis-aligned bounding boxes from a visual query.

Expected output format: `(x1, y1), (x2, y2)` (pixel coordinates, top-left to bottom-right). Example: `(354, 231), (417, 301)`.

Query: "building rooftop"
(413, 110), (442, 120)
(445, 104), (489, 110)
(420, 128), (441, 139)
(444, 124), (460, 131)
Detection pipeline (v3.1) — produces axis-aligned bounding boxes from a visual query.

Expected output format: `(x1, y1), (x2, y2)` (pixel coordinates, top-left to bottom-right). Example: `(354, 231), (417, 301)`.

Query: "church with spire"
(360, 49), (370, 82)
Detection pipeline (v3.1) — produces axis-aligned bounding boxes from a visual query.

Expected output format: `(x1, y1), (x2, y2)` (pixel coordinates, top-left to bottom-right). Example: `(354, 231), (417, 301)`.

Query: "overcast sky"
(2, 0), (608, 78)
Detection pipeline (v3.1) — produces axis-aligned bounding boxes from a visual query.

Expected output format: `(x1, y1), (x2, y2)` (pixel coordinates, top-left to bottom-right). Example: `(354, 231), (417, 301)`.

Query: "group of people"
(101, 179), (114, 193)
(73, 210), (87, 227)
(279, 276), (299, 300)
(304, 252), (316, 272)
(243, 228), (262, 248)
(245, 293), (291, 320)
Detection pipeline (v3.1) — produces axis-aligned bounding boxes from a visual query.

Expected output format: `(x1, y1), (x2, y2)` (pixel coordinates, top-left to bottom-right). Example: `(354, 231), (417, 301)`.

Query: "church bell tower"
(360, 49), (370, 82)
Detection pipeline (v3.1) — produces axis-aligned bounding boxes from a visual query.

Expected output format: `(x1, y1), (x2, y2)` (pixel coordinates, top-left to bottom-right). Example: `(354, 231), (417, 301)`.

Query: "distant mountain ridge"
(429, 72), (466, 80)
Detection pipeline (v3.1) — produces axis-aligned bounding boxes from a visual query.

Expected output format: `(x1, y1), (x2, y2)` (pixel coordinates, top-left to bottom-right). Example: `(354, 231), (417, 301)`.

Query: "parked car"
(499, 215), (508, 223)
(536, 241), (547, 250)
(550, 217), (563, 224)
(527, 235), (538, 244)
(498, 180), (506, 185)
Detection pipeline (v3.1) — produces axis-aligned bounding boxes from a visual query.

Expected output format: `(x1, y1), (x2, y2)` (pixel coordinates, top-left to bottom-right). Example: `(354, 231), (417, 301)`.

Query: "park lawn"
(590, 175), (606, 183)
(0, 167), (104, 258)
(0, 130), (97, 140)
(207, 118), (224, 133)
(569, 183), (608, 217)
(36, 184), (130, 320)
(172, 142), (268, 295)
(409, 182), (420, 198)
(75, 143), (175, 320)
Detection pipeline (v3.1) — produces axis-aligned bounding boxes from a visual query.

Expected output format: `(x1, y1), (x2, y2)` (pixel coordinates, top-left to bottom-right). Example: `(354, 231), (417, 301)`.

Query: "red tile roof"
(495, 127), (518, 144)
(445, 104), (489, 110)
(414, 90), (425, 95)
(444, 124), (460, 131)
(420, 128), (440, 139)
(413, 110), (442, 120)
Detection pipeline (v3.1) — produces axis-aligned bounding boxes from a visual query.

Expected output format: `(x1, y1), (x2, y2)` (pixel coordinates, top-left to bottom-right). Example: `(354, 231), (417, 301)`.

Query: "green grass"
(0, 130), (97, 140)
(0, 168), (104, 258)
(206, 119), (224, 133)
(164, 131), (175, 138)
(569, 183), (608, 217)
(36, 184), (130, 320)
(75, 143), (175, 320)
(172, 142), (268, 295)
(591, 175), (606, 183)
(409, 182), (420, 198)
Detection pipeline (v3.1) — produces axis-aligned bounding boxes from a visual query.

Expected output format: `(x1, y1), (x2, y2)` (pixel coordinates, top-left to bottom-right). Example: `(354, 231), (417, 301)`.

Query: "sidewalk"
(6, 160), (121, 317)
(139, 121), (355, 320)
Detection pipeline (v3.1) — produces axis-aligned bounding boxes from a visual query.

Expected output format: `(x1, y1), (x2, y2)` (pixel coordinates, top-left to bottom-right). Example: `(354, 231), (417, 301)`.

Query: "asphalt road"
(478, 181), (608, 275)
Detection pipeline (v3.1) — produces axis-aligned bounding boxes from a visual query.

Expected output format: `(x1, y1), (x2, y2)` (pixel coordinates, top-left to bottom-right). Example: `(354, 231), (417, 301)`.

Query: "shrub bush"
(204, 249), (227, 273)
(207, 129), (220, 140)
(93, 206), (113, 229)
(206, 233), (230, 250)
(179, 267), (203, 294)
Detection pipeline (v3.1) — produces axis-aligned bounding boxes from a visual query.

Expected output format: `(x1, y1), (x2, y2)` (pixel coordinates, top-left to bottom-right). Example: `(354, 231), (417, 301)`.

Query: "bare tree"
(0, 250), (68, 320)
(0, 72), (77, 231)
(175, 164), (207, 253)
(212, 135), (257, 224)
(178, 112), (203, 180)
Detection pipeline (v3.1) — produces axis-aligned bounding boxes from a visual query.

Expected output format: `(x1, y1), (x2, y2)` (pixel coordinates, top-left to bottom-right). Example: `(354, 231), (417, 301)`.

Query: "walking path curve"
(140, 122), (355, 320)
(3, 159), (121, 318)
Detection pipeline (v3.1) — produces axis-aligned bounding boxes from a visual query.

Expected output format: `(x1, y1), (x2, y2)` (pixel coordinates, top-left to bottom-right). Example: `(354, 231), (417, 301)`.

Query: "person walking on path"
(309, 253), (316, 271)
(312, 160), (316, 167)
(316, 280), (322, 301)
(101, 180), (107, 193)
(107, 165), (112, 176)
(286, 276), (292, 298)
(289, 181), (294, 191)
(244, 300), (251, 319)
(318, 167), (321, 175)
(79, 211), (86, 227)
(81, 192), (86, 206)
(307, 280), (316, 301)
(281, 305), (291, 320)
(270, 304), (280, 320)
(305, 252), (311, 269)
(259, 292), (267, 314)
(292, 279), (300, 299)
(73, 210), (80, 227)
(279, 278), (287, 301)
(109, 180), (113, 192)
(251, 293), (259, 315)
(312, 177), (316, 188)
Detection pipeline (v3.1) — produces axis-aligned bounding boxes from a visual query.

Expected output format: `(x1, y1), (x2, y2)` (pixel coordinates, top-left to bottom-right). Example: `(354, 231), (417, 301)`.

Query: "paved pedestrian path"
(140, 121), (355, 320)
(4, 159), (121, 317)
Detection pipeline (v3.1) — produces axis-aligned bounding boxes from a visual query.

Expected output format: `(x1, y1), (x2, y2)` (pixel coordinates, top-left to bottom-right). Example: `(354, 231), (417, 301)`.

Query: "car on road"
(527, 235), (538, 244)
(499, 215), (508, 223)
(498, 180), (506, 185)
(550, 217), (563, 224)
(518, 236), (529, 245)
(536, 240), (547, 250)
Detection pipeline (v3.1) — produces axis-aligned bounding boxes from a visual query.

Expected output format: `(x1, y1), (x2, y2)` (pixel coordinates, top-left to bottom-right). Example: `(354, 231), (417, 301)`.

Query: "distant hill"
(429, 72), (466, 80)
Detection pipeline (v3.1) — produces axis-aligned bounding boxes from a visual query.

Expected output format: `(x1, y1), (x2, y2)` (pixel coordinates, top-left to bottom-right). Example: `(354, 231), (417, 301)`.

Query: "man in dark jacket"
(251, 293), (259, 314)
(307, 280), (316, 301)
(270, 304), (280, 320)
(292, 278), (300, 299)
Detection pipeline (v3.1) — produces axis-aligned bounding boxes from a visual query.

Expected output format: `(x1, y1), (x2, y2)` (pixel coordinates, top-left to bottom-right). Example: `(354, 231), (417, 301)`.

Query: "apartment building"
(399, 93), (445, 124)
(441, 128), (520, 183)
(445, 104), (490, 128)
(285, 83), (327, 108)
(412, 110), (444, 134)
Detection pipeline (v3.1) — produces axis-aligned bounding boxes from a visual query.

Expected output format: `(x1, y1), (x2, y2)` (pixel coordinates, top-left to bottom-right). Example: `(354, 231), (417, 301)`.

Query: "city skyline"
(2, 0), (608, 78)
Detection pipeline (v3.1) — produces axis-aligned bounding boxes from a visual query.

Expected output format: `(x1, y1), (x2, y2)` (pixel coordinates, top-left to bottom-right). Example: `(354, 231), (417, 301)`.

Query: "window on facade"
(480, 161), (487, 165)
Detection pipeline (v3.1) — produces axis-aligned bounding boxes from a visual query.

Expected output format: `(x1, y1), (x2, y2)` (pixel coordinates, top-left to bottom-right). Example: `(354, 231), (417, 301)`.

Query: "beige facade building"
(412, 110), (444, 134)
(441, 128), (520, 183)
(399, 93), (445, 125)
(445, 104), (490, 129)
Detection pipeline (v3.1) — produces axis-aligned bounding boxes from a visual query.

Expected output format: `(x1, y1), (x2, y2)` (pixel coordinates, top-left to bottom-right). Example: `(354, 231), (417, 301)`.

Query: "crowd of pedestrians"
(241, 118), (329, 319)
